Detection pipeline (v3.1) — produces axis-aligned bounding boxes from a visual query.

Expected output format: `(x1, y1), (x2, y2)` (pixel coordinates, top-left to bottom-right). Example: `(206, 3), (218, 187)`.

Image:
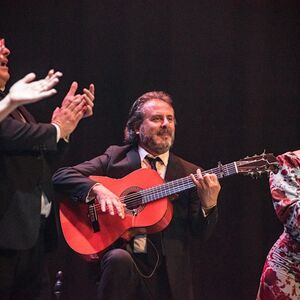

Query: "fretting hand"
(191, 169), (221, 212)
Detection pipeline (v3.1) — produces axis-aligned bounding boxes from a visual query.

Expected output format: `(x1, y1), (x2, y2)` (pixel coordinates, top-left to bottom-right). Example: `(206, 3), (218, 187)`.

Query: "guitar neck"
(141, 161), (238, 204)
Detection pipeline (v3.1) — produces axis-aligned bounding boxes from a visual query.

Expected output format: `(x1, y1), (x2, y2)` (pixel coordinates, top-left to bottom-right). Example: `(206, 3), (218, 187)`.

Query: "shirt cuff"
(86, 183), (100, 203)
(202, 205), (216, 217)
(52, 123), (69, 143)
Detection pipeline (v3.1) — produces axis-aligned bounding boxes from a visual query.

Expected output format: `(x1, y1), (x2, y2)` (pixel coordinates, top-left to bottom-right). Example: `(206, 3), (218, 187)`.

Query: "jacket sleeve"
(168, 154), (218, 241)
(188, 187), (218, 240)
(52, 150), (111, 202)
(0, 116), (57, 152)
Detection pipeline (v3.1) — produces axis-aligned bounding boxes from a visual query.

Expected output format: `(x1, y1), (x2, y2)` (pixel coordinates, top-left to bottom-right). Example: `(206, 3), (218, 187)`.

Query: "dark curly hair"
(124, 91), (174, 145)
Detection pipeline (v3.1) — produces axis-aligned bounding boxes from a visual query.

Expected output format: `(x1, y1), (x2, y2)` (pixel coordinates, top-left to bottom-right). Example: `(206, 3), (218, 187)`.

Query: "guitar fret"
(62, 152), (277, 260)
(126, 154), (277, 207)
(141, 162), (239, 203)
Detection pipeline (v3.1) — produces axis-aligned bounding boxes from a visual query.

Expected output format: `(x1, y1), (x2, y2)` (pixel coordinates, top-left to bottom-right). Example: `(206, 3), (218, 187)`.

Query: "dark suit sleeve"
(0, 117), (57, 152)
(180, 160), (218, 241)
(188, 188), (218, 240)
(167, 154), (218, 241)
(52, 150), (110, 202)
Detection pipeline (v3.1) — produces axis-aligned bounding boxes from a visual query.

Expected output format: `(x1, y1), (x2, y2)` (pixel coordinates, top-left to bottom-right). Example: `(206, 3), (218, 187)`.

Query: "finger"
(83, 106), (92, 118)
(83, 95), (94, 111)
(73, 104), (86, 120)
(83, 93), (94, 103)
(99, 198), (106, 213)
(106, 200), (115, 215)
(53, 107), (60, 113)
(51, 107), (61, 119)
(210, 174), (219, 183)
(66, 95), (84, 109)
(47, 69), (54, 78)
(75, 111), (85, 123)
(196, 169), (203, 180)
(115, 200), (125, 219)
(89, 83), (95, 95)
(43, 78), (60, 90)
(21, 73), (36, 83)
(191, 173), (202, 187)
(72, 100), (85, 112)
(83, 88), (95, 102)
(66, 81), (78, 97)
(191, 172), (206, 189)
(51, 71), (63, 79)
(46, 70), (62, 81)
(38, 89), (57, 99)
(203, 174), (213, 185)
(83, 84), (95, 97)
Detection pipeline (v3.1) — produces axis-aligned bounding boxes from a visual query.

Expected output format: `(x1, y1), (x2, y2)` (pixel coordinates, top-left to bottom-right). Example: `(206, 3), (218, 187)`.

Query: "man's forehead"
(143, 99), (174, 114)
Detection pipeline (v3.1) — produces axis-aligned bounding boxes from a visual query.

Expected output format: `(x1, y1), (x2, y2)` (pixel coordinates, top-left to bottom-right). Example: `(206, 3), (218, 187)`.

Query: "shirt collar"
(138, 146), (169, 166)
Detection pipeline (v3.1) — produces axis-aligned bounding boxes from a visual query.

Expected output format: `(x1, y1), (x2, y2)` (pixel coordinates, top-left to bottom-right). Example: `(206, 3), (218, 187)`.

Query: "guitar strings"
(119, 163), (238, 207)
(92, 163), (238, 210)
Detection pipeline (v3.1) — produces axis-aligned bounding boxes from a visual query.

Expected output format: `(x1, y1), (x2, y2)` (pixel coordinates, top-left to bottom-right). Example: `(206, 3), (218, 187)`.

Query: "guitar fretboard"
(140, 161), (238, 204)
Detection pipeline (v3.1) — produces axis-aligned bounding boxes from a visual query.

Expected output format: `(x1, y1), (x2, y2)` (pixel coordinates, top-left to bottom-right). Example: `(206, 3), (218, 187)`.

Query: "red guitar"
(59, 152), (278, 261)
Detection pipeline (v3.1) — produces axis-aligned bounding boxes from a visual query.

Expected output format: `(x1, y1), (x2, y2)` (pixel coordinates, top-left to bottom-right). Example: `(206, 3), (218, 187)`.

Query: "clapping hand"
(61, 81), (95, 118)
(8, 69), (62, 106)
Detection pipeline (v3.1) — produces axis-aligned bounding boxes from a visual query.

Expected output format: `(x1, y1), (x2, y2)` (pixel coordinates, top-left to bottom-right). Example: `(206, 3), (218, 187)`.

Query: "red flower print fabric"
(257, 152), (300, 300)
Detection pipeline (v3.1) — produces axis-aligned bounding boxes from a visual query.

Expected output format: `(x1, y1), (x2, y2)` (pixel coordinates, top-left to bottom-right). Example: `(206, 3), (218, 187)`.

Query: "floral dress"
(257, 152), (300, 300)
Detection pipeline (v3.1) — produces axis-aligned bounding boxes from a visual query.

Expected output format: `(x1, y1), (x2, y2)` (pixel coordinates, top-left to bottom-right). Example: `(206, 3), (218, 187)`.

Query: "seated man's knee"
(101, 249), (133, 273)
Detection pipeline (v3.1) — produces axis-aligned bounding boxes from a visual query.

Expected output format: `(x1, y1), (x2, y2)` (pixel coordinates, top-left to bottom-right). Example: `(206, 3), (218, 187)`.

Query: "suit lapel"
(10, 109), (23, 121)
(18, 106), (36, 123)
(165, 153), (184, 182)
(126, 147), (141, 172)
(9, 106), (36, 123)
(0, 92), (35, 123)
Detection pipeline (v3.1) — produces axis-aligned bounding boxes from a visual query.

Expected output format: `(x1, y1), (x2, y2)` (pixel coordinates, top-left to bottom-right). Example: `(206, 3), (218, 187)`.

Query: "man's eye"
(152, 117), (161, 121)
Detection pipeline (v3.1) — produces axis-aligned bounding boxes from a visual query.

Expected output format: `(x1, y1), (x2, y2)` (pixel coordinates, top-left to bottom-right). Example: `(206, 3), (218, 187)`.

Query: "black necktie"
(145, 155), (165, 257)
(146, 156), (161, 171)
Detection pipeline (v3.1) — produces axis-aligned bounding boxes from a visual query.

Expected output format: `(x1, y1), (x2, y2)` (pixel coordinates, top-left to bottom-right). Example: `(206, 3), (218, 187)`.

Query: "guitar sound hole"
(121, 187), (144, 214)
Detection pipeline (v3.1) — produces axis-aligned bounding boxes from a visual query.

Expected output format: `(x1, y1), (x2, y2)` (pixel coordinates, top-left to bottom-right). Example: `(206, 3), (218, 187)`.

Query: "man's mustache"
(157, 128), (173, 136)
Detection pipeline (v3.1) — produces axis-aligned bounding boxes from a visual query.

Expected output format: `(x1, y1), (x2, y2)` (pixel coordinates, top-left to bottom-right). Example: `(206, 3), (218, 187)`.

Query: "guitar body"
(58, 152), (277, 261)
(59, 168), (173, 261)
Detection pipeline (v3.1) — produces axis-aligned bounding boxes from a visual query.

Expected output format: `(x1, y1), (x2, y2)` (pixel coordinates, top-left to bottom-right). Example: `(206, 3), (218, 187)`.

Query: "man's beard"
(140, 128), (175, 154)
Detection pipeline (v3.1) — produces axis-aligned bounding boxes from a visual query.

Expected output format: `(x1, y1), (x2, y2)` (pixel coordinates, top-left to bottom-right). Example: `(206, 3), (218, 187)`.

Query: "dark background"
(1, 1), (300, 299)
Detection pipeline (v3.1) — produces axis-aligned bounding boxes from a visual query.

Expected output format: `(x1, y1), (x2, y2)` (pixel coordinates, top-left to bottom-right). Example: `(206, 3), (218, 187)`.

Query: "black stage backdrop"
(1, 1), (300, 299)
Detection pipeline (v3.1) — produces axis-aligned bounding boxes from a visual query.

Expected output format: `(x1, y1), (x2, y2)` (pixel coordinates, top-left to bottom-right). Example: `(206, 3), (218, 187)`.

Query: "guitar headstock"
(236, 152), (278, 177)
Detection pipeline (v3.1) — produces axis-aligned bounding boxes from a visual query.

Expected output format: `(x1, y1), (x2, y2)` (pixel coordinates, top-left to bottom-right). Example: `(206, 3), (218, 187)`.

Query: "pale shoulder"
(293, 150), (300, 159)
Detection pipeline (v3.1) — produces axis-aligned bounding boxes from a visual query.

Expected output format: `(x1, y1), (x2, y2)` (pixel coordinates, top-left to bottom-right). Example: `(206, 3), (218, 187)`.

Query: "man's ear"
(134, 126), (140, 135)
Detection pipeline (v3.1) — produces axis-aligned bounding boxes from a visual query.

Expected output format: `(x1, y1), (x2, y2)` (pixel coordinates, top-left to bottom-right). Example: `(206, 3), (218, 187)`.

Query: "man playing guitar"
(53, 91), (220, 300)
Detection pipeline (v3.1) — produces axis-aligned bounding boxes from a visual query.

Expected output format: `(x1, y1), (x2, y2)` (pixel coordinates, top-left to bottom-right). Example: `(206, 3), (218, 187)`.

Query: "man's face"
(137, 99), (175, 156)
(0, 38), (10, 89)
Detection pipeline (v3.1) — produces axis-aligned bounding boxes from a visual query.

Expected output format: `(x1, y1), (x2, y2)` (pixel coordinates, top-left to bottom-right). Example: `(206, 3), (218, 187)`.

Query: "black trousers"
(0, 217), (51, 300)
(96, 248), (172, 300)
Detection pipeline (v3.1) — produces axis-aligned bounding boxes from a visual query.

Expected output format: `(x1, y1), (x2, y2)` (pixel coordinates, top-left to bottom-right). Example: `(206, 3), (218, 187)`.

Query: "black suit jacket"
(52, 144), (218, 300)
(0, 103), (63, 250)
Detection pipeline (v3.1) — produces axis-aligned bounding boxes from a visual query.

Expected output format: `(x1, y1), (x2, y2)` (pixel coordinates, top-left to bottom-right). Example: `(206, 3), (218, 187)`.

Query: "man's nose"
(1, 46), (10, 57)
(0, 39), (10, 57)
(161, 117), (169, 127)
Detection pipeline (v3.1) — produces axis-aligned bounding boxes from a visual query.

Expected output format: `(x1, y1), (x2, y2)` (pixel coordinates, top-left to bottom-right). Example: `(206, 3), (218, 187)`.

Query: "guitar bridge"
(88, 203), (100, 232)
